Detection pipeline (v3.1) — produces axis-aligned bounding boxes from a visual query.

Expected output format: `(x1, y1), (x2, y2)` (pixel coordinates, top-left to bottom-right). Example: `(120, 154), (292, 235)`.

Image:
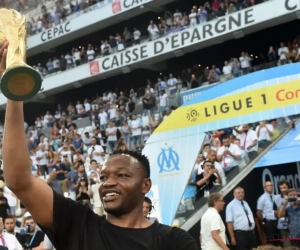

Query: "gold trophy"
(0, 8), (42, 101)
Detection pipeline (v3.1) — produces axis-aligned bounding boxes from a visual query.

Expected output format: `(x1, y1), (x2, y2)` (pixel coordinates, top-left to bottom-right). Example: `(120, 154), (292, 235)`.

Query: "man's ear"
(142, 178), (152, 195)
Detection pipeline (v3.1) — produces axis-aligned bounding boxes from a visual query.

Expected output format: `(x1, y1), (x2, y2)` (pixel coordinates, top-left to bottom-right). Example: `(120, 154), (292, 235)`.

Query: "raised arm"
(1, 41), (53, 230)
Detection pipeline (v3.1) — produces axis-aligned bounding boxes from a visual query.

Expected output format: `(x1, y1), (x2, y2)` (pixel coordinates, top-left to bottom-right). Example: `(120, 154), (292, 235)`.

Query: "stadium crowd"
(25, 0), (260, 37)
(27, 0), (266, 75)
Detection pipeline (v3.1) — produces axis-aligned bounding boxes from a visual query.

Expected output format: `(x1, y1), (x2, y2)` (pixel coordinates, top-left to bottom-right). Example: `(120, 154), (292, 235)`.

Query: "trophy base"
(0, 66), (43, 101)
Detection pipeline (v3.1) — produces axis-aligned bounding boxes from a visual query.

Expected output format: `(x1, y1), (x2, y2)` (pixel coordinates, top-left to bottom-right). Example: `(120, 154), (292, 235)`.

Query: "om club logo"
(186, 109), (199, 122)
(157, 147), (180, 173)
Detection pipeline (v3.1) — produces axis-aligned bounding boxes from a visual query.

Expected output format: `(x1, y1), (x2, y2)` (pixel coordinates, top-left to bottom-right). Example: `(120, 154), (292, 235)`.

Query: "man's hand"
(0, 40), (8, 76)
(230, 237), (236, 246)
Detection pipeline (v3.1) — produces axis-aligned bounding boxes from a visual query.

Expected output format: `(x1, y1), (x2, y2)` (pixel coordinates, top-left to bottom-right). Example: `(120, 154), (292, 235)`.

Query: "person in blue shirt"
(226, 187), (256, 250)
(183, 171), (197, 218)
(257, 181), (280, 246)
(278, 188), (300, 248)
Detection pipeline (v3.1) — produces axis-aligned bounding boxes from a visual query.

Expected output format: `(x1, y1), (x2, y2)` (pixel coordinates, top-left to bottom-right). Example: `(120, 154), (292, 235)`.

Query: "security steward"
(226, 187), (257, 250)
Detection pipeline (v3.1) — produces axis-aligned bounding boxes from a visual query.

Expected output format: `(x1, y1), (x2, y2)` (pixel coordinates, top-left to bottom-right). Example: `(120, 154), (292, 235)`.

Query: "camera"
(288, 197), (297, 202)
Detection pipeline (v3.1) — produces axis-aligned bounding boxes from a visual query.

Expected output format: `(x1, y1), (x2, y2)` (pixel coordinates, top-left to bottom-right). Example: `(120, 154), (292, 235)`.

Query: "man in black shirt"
(0, 40), (197, 250)
(18, 216), (44, 249)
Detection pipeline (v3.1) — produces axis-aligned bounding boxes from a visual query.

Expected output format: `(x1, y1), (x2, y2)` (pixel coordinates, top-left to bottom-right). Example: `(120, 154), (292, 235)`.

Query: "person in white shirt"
(72, 48), (81, 66)
(65, 53), (73, 69)
(233, 124), (258, 161)
(167, 74), (177, 95)
(108, 104), (117, 121)
(147, 21), (160, 40)
(130, 114), (142, 151)
(193, 154), (205, 174)
(189, 9), (197, 26)
(239, 52), (252, 75)
(86, 44), (95, 62)
(159, 90), (168, 118)
(84, 99), (91, 113)
(0, 217), (22, 250)
(200, 193), (229, 250)
(88, 173), (105, 216)
(133, 28), (141, 44)
(76, 101), (83, 114)
(217, 135), (242, 173)
(87, 137), (105, 165)
(173, 9), (182, 22)
(222, 61), (232, 81)
(278, 42), (289, 65)
(206, 150), (226, 186)
(36, 143), (48, 178)
(105, 121), (117, 153)
(255, 120), (274, 153)
(98, 109), (108, 130)
(52, 57), (60, 73)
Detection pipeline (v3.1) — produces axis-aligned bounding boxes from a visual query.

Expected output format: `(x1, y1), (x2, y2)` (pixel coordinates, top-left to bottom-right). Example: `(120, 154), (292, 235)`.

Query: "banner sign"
(27, 0), (152, 49)
(180, 83), (220, 104)
(142, 133), (206, 226)
(98, 0), (298, 73)
(41, 22), (71, 42)
(154, 79), (300, 134)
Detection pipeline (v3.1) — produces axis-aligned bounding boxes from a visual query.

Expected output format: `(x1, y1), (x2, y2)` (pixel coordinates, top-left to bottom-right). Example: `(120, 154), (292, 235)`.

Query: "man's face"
(91, 138), (97, 146)
(91, 162), (98, 170)
(279, 183), (289, 195)
(78, 165), (85, 173)
(264, 181), (273, 193)
(207, 151), (216, 163)
(4, 218), (15, 233)
(25, 219), (36, 233)
(99, 155), (151, 216)
(234, 139), (240, 147)
(242, 124), (250, 133)
(204, 162), (213, 171)
(143, 201), (150, 217)
(216, 196), (225, 211)
(203, 145), (210, 152)
(234, 188), (245, 201)
(223, 138), (230, 147)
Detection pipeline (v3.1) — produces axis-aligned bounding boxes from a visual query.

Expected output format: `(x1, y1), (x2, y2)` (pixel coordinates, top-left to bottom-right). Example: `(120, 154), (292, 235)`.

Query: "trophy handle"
(0, 66), (43, 101)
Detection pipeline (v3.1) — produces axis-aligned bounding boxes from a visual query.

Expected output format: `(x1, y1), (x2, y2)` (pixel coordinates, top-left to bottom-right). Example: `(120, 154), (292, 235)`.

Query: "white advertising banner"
(27, 0), (152, 50)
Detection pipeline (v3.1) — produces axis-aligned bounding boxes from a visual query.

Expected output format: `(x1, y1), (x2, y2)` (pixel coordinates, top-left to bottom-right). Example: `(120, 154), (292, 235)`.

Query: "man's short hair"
(202, 160), (214, 167)
(90, 159), (97, 165)
(278, 179), (290, 188)
(222, 135), (230, 141)
(24, 216), (34, 223)
(4, 215), (15, 222)
(207, 193), (222, 207)
(287, 188), (297, 195)
(112, 150), (150, 178)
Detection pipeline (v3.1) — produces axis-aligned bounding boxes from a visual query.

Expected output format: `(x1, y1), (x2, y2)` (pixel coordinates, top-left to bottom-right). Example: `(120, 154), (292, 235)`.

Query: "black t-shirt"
(196, 173), (217, 189)
(42, 191), (198, 250)
(18, 230), (44, 248)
